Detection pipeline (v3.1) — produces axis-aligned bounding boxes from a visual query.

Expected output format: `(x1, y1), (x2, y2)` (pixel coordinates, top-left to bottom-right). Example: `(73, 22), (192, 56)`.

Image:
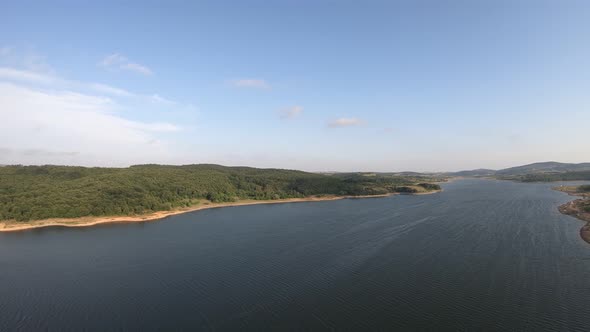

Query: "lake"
(1, 179), (590, 331)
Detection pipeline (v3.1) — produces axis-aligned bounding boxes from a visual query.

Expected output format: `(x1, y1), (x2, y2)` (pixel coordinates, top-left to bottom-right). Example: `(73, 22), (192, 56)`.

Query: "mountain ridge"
(448, 162), (590, 177)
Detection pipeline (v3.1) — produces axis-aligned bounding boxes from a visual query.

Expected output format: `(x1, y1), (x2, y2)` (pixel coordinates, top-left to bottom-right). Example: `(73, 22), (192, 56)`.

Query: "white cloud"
(328, 117), (365, 128)
(100, 53), (127, 67)
(0, 45), (55, 74)
(0, 67), (181, 105)
(127, 122), (180, 132)
(279, 106), (303, 119)
(1, 48), (181, 109)
(0, 66), (136, 97)
(100, 53), (153, 76)
(89, 83), (134, 97)
(230, 79), (270, 89)
(0, 48), (196, 166)
(0, 82), (179, 165)
(0, 67), (56, 84)
(121, 62), (153, 76)
(150, 94), (175, 104)
(0, 147), (80, 157)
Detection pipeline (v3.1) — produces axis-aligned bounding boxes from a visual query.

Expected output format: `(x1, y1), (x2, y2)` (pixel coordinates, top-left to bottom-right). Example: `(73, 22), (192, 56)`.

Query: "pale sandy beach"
(0, 193), (404, 233)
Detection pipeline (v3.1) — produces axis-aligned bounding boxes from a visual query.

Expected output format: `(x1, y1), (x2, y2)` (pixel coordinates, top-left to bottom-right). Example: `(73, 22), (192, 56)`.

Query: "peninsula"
(554, 185), (590, 244)
(0, 164), (443, 232)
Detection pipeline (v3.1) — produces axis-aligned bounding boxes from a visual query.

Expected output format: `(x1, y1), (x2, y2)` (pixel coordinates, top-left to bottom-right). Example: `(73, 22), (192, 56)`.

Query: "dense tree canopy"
(499, 171), (590, 182)
(0, 165), (442, 222)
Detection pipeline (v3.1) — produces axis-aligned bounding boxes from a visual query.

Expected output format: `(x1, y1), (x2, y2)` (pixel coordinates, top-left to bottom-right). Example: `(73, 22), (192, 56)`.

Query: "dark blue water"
(1, 179), (590, 331)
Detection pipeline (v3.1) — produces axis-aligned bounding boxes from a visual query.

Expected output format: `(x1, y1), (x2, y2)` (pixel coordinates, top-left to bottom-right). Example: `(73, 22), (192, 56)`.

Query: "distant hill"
(448, 162), (590, 179)
(512, 171), (590, 182)
(390, 171), (432, 176)
(448, 169), (496, 177)
(495, 162), (590, 176)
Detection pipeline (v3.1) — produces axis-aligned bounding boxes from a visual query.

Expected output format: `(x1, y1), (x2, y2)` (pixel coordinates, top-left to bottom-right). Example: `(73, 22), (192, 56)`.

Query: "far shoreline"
(0, 190), (441, 233)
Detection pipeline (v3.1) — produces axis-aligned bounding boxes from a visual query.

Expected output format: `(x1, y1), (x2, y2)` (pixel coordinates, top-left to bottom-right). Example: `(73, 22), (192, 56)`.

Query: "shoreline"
(554, 186), (590, 244)
(0, 192), (417, 233)
(402, 189), (442, 196)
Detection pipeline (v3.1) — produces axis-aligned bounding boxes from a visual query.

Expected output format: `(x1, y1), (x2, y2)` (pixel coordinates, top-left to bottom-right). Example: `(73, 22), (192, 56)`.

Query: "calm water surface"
(1, 179), (590, 331)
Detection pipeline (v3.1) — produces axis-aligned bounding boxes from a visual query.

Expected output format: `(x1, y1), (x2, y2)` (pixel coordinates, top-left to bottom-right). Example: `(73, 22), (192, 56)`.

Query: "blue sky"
(1, 1), (589, 171)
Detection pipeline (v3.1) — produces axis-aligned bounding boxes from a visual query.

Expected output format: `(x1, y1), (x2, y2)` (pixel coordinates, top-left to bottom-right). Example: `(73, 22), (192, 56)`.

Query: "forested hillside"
(495, 162), (590, 176)
(499, 171), (590, 182)
(0, 165), (442, 221)
(448, 162), (590, 179)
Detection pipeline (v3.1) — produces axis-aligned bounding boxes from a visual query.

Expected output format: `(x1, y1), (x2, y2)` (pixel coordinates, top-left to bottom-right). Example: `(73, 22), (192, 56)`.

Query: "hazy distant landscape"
(448, 161), (590, 181)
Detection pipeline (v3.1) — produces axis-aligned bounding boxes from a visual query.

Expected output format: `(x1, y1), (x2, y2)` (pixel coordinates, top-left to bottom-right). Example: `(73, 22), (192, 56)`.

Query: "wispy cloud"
(0, 82), (179, 165)
(0, 47), (187, 111)
(230, 79), (270, 89)
(0, 67), (56, 84)
(328, 117), (365, 128)
(100, 53), (126, 67)
(0, 147), (80, 157)
(150, 94), (176, 105)
(89, 83), (134, 97)
(100, 53), (153, 76)
(279, 106), (303, 119)
(128, 122), (180, 132)
(0, 66), (180, 104)
(0, 48), (186, 165)
(120, 62), (153, 76)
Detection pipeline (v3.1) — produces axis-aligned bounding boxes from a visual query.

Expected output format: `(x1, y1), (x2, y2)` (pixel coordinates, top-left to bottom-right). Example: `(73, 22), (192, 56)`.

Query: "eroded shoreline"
(554, 186), (590, 244)
(0, 192), (426, 233)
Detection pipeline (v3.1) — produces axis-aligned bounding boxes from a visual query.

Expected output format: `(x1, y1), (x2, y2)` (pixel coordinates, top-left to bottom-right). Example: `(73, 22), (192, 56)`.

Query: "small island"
(0, 165), (443, 232)
(554, 185), (590, 244)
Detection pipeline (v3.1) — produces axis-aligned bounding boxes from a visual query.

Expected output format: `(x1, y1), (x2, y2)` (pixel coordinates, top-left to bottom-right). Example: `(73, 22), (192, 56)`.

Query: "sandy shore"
(554, 186), (590, 244)
(403, 189), (443, 195)
(0, 192), (406, 233)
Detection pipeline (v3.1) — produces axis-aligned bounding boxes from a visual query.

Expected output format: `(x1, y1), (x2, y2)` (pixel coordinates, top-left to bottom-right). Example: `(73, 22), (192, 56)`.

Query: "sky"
(1, 0), (589, 172)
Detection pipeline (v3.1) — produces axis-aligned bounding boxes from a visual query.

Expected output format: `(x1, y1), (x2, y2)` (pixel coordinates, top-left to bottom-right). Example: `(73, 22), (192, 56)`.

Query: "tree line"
(0, 165), (442, 221)
(499, 171), (590, 182)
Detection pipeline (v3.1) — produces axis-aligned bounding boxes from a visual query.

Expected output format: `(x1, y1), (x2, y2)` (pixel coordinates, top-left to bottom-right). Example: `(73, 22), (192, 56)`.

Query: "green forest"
(0, 165), (442, 222)
(499, 171), (590, 182)
(577, 185), (590, 213)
